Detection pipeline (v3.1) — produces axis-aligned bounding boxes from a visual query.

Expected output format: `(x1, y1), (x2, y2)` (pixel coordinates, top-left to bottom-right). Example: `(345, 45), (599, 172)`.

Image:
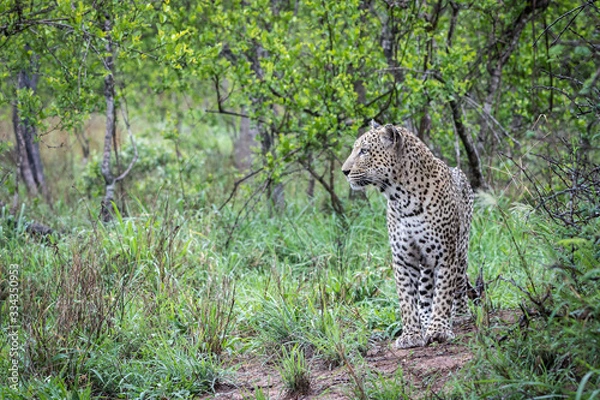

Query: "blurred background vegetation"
(0, 0), (599, 398)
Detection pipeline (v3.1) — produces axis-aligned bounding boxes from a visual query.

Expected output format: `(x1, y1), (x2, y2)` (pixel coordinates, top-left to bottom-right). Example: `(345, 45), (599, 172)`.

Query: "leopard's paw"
(394, 333), (426, 349)
(451, 314), (472, 327)
(424, 329), (455, 345)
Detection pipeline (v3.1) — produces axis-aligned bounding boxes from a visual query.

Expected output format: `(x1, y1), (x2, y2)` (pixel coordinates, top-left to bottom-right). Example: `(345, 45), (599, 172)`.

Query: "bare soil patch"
(203, 312), (517, 399)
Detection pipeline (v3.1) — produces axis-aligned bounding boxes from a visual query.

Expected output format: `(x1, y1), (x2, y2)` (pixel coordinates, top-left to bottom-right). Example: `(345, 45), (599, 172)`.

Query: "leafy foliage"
(1, 0), (599, 398)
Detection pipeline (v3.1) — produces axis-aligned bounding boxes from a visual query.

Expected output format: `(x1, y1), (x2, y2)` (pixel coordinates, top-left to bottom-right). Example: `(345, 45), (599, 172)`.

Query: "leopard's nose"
(342, 169), (350, 176)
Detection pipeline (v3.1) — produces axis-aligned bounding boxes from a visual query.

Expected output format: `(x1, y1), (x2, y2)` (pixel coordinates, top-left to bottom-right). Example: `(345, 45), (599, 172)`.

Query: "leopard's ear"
(381, 124), (403, 155)
(382, 124), (401, 146)
(370, 119), (381, 130)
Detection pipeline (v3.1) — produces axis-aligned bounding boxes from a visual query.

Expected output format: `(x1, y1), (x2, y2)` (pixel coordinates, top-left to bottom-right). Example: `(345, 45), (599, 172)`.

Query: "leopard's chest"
(384, 182), (450, 255)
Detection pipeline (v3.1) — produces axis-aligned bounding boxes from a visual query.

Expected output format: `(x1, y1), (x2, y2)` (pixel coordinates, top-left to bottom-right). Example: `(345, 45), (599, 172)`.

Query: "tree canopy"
(1, 0), (598, 210)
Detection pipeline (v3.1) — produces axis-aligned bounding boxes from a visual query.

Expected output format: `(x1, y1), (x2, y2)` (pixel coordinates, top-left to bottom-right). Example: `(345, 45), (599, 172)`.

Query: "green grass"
(1, 129), (599, 398)
(360, 367), (413, 400)
(448, 200), (600, 399)
(276, 345), (311, 398)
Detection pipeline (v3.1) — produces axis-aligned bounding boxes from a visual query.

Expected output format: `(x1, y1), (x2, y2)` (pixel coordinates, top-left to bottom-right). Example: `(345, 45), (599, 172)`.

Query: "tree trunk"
(249, 43), (285, 212)
(450, 99), (487, 191)
(380, 7), (403, 84)
(221, 40), (285, 211)
(416, 0), (443, 148)
(442, 1), (487, 191)
(477, 0), (551, 153)
(12, 54), (49, 201)
(74, 126), (90, 165)
(348, 79), (368, 202)
(303, 160), (345, 215)
(233, 107), (258, 172)
(100, 14), (118, 222)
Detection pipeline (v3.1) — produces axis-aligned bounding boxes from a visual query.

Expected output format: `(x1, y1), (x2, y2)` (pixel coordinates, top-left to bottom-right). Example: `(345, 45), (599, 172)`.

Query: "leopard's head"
(341, 121), (403, 192)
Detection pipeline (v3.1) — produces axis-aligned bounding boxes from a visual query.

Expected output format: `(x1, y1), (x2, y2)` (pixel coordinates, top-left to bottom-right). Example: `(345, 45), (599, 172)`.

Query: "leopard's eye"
(358, 148), (369, 156)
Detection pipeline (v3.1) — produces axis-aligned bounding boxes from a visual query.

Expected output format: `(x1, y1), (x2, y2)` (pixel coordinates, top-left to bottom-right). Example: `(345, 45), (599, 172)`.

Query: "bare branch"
(218, 167), (265, 212)
(115, 102), (138, 183)
(205, 108), (266, 123)
(533, 1), (590, 48)
(463, 96), (521, 148)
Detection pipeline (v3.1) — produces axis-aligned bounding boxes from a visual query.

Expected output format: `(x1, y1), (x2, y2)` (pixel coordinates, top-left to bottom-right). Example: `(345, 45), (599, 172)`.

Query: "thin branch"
(223, 178), (270, 248)
(205, 108), (266, 123)
(78, 35), (92, 99)
(532, 85), (590, 115)
(533, 1), (591, 47)
(299, 158), (345, 215)
(446, 1), (459, 50)
(363, 87), (395, 108)
(218, 167), (265, 212)
(463, 96), (521, 148)
(114, 102), (138, 183)
(549, 5), (586, 47)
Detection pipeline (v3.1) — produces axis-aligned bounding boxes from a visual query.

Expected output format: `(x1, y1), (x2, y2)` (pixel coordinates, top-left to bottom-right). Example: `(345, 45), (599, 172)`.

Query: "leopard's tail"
(466, 267), (485, 305)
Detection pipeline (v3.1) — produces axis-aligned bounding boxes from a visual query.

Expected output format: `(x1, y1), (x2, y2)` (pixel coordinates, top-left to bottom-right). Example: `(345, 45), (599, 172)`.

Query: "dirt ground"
(200, 313), (516, 400)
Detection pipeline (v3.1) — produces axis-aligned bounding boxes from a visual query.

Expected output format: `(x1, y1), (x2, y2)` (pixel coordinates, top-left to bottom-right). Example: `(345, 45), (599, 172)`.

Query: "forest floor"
(203, 311), (517, 400)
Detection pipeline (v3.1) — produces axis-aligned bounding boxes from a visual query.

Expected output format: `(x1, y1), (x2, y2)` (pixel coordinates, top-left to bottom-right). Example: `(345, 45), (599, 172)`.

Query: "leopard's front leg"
(424, 253), (458, 345)
(392, 245), (426, 349)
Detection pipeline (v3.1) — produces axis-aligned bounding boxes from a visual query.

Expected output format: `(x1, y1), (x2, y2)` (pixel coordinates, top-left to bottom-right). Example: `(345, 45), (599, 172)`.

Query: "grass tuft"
(277, 345), (311, 399)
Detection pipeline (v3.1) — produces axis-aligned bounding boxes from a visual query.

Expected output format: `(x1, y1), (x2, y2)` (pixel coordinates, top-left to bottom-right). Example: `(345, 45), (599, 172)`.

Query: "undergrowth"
(449, 137), (600, 399)
(1, 133), (598, 399)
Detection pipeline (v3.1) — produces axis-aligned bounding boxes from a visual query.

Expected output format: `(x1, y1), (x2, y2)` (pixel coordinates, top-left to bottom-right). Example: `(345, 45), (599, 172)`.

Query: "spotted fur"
(342, 122), (474, 348)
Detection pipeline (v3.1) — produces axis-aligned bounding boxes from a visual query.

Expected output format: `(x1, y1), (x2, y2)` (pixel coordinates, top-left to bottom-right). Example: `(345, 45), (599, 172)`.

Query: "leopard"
(341, 121), (475, 348)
